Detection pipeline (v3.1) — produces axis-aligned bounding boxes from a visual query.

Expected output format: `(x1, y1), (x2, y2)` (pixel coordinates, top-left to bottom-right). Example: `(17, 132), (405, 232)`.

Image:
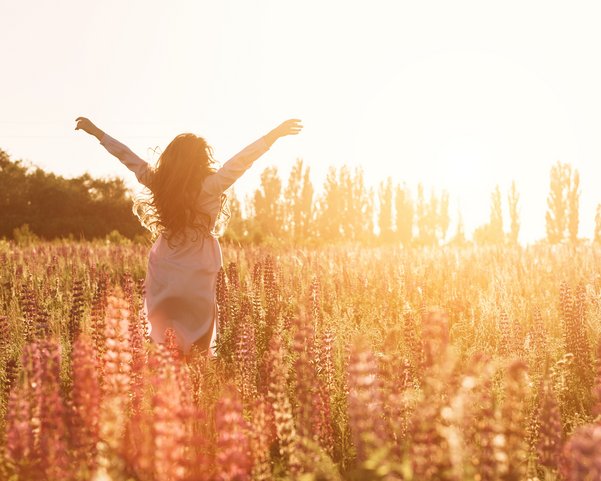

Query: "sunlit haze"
(2, 1), (601, 243)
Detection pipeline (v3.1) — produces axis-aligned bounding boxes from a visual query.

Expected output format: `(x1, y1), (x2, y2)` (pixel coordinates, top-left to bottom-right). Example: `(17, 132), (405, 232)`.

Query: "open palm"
(275, 119), (303, 137)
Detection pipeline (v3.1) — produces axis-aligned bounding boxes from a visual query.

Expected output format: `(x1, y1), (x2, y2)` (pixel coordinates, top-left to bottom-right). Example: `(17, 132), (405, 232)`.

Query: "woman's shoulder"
(196, 186), (222, 209)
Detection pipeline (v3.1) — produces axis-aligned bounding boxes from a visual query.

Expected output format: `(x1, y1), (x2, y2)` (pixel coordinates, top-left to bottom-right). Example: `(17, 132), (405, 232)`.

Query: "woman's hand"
(75, 117), (104, 140)
(273, 119), (303, 137)
(264, 119), (303, 146)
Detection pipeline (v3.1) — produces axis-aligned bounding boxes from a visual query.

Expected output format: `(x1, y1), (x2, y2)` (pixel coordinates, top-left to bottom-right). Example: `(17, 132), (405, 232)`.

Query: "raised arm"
(75, 117), (152, 187)
(201, 119), (303, 196)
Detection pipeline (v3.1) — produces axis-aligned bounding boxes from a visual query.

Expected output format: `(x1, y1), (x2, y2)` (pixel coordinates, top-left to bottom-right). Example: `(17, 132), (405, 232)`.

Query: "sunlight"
(2, 1), (601, 243)
(4, 3), (601, 480)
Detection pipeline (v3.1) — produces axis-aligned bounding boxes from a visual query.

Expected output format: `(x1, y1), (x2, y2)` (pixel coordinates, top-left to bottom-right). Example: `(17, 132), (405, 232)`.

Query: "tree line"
(228, 158), (596, 246)
(0, 147), (597, 245)
(0, 149), (146, 242)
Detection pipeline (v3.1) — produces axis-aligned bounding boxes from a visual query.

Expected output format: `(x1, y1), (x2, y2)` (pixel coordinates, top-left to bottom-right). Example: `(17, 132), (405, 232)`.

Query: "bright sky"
(2, 1), (601, 243)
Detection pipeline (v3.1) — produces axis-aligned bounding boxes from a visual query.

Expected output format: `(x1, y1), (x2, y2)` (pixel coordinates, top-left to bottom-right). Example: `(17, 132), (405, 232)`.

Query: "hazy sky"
(2, 1), (601, 243)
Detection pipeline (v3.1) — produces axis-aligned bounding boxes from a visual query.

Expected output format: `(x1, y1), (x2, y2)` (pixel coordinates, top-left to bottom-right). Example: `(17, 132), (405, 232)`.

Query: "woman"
(75, 116), (303, 356)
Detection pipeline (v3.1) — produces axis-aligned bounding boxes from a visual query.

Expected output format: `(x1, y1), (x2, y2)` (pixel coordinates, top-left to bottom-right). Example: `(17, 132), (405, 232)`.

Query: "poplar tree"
(568, 169), (580, 244)
(252, 167), (283, 239)
(394, 184), (413, 246)
(545, 161), (570, 243)
(508, 181), (520, 245)
(378, 177), (393, 243)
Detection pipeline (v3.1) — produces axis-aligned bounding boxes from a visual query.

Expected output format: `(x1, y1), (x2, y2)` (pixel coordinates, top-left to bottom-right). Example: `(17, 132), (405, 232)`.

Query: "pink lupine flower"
(71, 335), (101, 474)
(215, 384), (252, 481)
(562, 423), (601, 481)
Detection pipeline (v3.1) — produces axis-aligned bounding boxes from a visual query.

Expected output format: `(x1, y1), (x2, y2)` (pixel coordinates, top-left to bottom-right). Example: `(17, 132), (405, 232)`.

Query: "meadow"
(0, 239), (600, 481)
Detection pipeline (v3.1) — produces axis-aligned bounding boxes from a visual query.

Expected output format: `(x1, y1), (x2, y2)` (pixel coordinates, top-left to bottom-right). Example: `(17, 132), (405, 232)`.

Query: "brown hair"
(133, 133), (229, 248)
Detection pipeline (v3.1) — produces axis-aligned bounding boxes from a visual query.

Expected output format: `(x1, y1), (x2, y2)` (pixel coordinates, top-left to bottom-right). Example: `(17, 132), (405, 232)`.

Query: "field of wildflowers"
(0, 240), (600, 480)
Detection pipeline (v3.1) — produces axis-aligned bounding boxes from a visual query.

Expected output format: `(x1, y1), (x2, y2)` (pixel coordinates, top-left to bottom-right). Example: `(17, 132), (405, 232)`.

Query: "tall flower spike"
(249, 395), (274, 481)
(215, 384), (252, 481)
(562, 423), (601, 481)
(0, 315), (9, 358)
(266, 334), (301, 474)
(5, 378), (37, 477)
(90, 271), (109, 379)
(497, 359), (530, 480)
(235, 316), (258, 402)
(421, 307), (450, 368)
(37, 340), (70, 480)
(468, 360), (499, 481)
(71, 335), (101, 475)
(346, 338), (387, 464)
(536, 380), (563, 470)
(150, 344), (188, 481)
(99, 287), (132, 457)
(68, 278), (85, 345)
(592, 336), (601, 420)
(292, 316), (316, 440)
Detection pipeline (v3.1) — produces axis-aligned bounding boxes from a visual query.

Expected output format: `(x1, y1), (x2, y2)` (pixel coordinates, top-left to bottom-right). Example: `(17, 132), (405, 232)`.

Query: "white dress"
(99, 132), (271, 354)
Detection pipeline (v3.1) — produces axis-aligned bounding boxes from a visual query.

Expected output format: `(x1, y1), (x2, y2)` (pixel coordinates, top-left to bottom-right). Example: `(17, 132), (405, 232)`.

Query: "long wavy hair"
(132, 133), (230, 248)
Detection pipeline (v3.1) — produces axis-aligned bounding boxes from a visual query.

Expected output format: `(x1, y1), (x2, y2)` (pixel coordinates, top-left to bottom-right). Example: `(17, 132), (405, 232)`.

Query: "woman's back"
(75, 116), (303, 354)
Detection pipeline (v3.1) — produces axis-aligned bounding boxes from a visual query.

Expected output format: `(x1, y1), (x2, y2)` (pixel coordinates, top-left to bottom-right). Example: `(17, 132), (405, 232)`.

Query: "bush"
(12, 223), (39, 245)
(105, 229), (132, 245)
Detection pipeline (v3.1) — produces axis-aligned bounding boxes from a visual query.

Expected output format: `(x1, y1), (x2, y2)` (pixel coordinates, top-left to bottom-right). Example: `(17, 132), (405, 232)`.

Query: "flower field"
(0, 240), (600, 480)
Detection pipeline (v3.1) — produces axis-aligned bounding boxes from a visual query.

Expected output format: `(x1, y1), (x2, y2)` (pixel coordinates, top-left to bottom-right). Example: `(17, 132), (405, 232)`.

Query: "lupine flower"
(592, 337), (601, 420)
(346, 338), (387, 463)
(536, 380), (563, 470)
(71, 335), (101, 474)
(467, 359), (499, 481)
(150, 344), (189, 481)
(68, 278), (85, 344)
(266, 334), (301, 473)
(37, 340), (70, 480)
(235, 316), (258, 402)
(249, 396), (273, 481)
(562, 423), (601, 481)
(215, 384), (252, 481)
(0, 315), (9, 358)
(5, 378), (37, 477)
(292, 317), (315, 440)
(90, 271), (109, 378)
(98, 288), (132, 456)
(19, 280), (37, 342)
(497, 359), (530, 480)
(421, 307), (450, 367)
(498, 310), (514, 357)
